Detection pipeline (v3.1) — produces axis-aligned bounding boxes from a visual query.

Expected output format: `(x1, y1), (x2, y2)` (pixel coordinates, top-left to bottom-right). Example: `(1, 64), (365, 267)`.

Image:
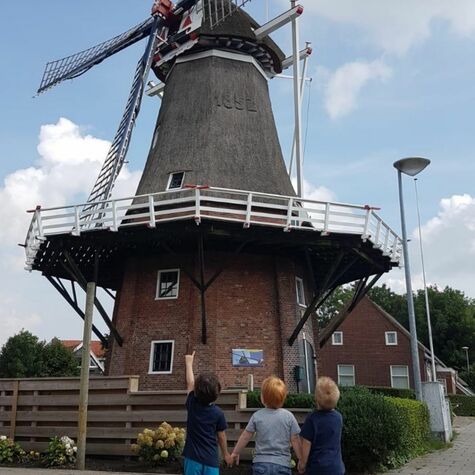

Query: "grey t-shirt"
(245, 408), (300, 467)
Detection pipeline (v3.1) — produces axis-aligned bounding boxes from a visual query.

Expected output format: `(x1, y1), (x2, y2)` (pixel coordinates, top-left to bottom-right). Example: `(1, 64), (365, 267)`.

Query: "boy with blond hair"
(231, 376), (302, 475)
(298, 376), (345, 475)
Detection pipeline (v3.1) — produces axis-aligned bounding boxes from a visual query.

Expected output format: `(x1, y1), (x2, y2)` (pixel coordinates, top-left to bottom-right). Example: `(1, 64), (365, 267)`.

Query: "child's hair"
(261, 376), (288, 409)
(194, 372), (222, 405)
(315, 376), (340, 410)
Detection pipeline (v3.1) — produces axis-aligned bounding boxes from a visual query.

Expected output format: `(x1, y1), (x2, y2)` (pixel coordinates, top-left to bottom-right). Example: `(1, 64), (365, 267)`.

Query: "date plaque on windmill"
(232, 349), (264, 367)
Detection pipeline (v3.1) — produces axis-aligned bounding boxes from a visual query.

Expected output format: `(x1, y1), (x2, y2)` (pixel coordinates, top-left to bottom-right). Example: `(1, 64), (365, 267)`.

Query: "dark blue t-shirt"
(183, 391), (227, 467)
(300, 409), (345, 475)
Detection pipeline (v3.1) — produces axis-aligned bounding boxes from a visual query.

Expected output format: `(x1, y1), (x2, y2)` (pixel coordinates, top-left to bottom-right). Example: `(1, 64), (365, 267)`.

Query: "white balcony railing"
(24, 186), (402, 270)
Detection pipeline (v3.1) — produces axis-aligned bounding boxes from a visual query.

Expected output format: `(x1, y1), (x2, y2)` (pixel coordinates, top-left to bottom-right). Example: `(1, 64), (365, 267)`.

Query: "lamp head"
(462, 346), (469, 351)
(393, 157), (431, 177)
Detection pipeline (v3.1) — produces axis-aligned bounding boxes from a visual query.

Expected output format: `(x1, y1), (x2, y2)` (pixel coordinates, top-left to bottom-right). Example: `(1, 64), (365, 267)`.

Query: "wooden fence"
(0, 376), (310, 458)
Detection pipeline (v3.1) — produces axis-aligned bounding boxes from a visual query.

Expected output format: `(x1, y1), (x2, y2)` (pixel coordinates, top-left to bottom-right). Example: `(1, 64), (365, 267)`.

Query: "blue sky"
(0, 1), (474, 344)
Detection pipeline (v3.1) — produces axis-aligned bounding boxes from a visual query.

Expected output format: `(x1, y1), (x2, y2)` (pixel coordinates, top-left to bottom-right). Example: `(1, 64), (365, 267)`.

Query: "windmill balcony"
(24, 186), (402, 270)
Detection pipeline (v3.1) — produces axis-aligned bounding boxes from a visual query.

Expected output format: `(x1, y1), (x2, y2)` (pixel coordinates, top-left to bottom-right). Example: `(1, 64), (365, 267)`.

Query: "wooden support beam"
(62, 251), (123, 347)
(9, 380), (19, 440)
(46, 276), (108, 347)
(318, 272), (383, 348)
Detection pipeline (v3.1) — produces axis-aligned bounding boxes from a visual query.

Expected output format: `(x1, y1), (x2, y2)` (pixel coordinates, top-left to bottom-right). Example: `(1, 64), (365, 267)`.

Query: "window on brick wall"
(332, 331), (343, 345)
(385, 331), (398, 345)
(338, 365), (355, 386)
(149, 340), (174, 374)
(156, 269), (180, 299)
(296, 277), (305, 306)
(390, 365), (409, 389)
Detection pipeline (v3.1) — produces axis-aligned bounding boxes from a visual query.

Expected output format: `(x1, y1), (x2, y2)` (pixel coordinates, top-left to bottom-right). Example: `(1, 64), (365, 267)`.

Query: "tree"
(0, 330), (43, 378)
(316, 285), (353, 329)
(41, 338), (79, 377)
(0, 331), (80, 378)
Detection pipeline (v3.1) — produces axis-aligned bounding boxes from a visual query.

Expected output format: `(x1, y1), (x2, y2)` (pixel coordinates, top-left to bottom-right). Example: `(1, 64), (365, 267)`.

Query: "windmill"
(25, 0), (402, 394)
(36, 0), (306, 226)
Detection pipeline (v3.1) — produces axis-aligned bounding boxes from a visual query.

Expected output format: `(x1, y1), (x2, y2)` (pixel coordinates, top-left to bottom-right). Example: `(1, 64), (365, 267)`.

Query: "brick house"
(61, 340), (106, 375)
(318, 297), (473, 395)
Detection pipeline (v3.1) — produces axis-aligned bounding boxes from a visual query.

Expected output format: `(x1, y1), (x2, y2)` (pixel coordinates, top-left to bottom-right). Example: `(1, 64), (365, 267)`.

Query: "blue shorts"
(253, 462), (292, 475)
(184, 457), (220, 475)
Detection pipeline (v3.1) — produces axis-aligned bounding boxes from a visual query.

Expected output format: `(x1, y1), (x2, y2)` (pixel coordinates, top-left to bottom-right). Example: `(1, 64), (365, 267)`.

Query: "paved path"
(384, 417), (475, 475)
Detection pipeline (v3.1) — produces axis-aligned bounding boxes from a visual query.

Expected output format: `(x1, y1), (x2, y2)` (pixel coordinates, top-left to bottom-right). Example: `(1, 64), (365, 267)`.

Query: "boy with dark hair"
(183, 351), (232, 474)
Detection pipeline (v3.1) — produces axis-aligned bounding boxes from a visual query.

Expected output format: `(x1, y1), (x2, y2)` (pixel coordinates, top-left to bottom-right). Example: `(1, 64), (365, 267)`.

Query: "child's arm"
(298, 438), (311, 474)
(217, 431), (233, 466)
(291, 433), (302, 461)
(185, 351), (195, 394)
(231, 430), (254, 465)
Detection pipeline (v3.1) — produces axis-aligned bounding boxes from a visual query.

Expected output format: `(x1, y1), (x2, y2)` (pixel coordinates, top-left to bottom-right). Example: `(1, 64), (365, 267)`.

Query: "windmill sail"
(37, 17), (155, 94)
(81, 16), (162, 225)
(204, 0), (252, 29)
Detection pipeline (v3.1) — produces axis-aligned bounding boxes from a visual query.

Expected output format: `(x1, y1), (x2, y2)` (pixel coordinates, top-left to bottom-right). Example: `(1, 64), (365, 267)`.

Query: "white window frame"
(156, 269), (180, 300)
(390, 365), (410, 389)
(332, 331), (343, 345)
(385, 331), (398, 346)
(166, 171), (185, 190)
(437, 378), (448, 395)
(149, 340), (175, 374)
(295, 277), (306, 307)
(337, 364), (355, 386)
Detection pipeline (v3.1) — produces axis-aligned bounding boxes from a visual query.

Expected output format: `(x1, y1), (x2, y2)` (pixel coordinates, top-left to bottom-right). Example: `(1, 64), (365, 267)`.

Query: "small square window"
(167, 172), (185, 190)
(332, 331), (343, 345)
(295, 277), (305, 306)
(149, 340), (174, 374)
(156, 269), (180, 299)
(391, 365), (409, 389)
(338, 365), (355, 386)
(385, 331), (398, 346)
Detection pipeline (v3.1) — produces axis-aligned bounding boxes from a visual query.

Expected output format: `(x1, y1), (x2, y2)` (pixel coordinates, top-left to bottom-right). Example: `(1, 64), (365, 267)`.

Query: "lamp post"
(462, 346), (470, 373)
(393, 157), (431, 401)
(414, 177), (437, 382)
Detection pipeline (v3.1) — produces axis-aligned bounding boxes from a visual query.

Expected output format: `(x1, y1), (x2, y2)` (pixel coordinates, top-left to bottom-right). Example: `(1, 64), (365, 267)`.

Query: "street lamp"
(462, 346), (470, 373)
(394, 157), (431, 401)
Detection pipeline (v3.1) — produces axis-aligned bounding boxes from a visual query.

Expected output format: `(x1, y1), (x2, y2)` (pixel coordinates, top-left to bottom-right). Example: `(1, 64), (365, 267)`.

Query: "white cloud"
(291, 177), (337, 202)
(322, 60), (392, 119)
(0, 118), (142, 345)
(300, 0), (475, 55)
(382, 194), (475, 297)
(0, 117), (142, 247)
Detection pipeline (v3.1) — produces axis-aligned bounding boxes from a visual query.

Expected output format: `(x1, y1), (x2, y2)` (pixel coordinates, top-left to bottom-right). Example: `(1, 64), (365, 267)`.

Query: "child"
(231, 376), (302, 475)
(298, 376), (345, 475)
(183, 351), (233, 474)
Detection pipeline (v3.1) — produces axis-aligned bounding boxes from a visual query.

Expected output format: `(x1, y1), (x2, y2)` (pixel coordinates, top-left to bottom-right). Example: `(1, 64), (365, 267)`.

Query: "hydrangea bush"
(131, 422), (186, 465)
(43, 435), (77, 467)
(0, 435), (26, 463)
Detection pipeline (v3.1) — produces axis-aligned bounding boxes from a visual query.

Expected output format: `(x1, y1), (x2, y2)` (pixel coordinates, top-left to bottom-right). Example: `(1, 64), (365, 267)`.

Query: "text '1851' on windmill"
(24, 0), (402, 391)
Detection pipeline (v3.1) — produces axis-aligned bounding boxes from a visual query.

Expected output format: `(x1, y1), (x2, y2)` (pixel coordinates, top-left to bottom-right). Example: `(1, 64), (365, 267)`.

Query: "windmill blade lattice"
(37, 17), (155, 94)
(205, 0), (253, 29)
(81, 17), (162, 226)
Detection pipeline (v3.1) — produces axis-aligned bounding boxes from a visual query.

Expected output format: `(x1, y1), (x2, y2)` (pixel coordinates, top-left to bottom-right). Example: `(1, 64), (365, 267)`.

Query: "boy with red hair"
(231, 376), (302, 474)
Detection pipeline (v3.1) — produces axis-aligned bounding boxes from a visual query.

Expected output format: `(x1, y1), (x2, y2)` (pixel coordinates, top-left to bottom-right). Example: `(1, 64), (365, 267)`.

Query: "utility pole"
(76, 281), (96, 470)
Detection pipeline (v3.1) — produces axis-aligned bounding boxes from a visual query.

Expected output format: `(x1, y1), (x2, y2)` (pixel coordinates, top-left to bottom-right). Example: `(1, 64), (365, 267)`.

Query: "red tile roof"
(61, 340), (106, 358)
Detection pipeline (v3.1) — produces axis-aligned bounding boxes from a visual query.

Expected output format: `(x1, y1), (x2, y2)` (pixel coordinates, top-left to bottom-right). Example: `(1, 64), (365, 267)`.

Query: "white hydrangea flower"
(0, 435), (7, 441)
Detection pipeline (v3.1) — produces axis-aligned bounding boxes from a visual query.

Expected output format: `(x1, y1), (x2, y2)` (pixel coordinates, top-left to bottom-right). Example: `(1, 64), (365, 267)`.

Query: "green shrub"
(131, 422), (185, 466)
(449, 395), (475, 416)
(366, 386), (416, 399)
(43, 436), (77, 467)
(0, 436), (26, 463)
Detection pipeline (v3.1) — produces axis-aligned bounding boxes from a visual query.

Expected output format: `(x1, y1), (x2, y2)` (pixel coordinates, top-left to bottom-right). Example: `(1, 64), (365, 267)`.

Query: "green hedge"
(449, 395), (475, 416)
(366, 386), (416, 399)
(247, 386), (430, 473)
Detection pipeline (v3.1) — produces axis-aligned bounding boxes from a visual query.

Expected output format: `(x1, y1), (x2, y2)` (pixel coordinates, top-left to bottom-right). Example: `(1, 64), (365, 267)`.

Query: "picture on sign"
(232, 349), (264, 367)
